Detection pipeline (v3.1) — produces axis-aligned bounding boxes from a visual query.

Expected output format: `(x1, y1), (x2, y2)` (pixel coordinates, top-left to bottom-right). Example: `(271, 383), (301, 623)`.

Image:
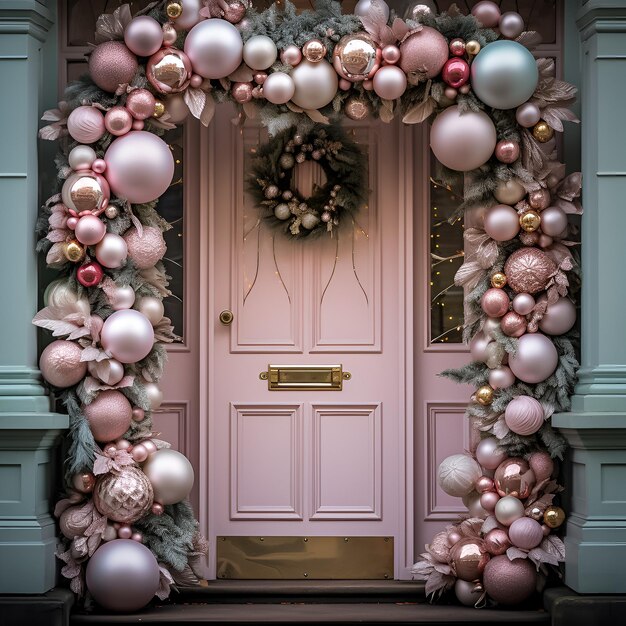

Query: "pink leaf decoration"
(391, 18), (409, 42)
(47, 229), (69, 243)
(507, 547), (529, 561)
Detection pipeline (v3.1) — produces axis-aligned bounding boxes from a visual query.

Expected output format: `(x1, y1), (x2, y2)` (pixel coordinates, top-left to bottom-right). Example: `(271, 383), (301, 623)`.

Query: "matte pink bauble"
(476, 437), (508, 470)
(483, 528), (511, 556)
(505, 396), (545, 436)
(146, 47), (191, 93)
(484, 204), (520, 241)
(89, 358), (125, 386)
(447, 531), (462, 546)
(430, 106), (497, 172)
(88, 41), (138, 93)
(494, 495), (525, 526)
(263, 72), (295, 104)
(95, 233), (127, 269)
(480, 491), (500, 513)
(471, 1), (501, 27)
(104, 131), (174, 204)
(399, 26), (448, 79)
(499, 11), (526, 39)
(184, 19), (243, 79)
(123, 226), (167, 270)
(441, 58), (469, 89)
(504, 247), (557, 294)
(280, 45), (302, 66)
(173, 0), (203, 30)
(165, 94), (190, 123)
(489, 366), (516, 390)
(83, 390), (132, 442)
(483, 555), (537, 605)
(74, 214), (107, 246)
(104, 106), (133, 136)
(509, 516), (543, 550)
(509, 333), (559, 383)
(469, 331), (491, 362)
(142, 449), (195, 505)
(125, 89), (156, 120)
(516, 102), (541, 128)
(382, 44), (401, 64)
(481, 288), (510, 318)
(528, 451), (554, 482)
(495, 139), (520, 164)
(539, 234), (553, 248)
(136, 296), (165, 326)
(290, 60), (339, 110)
(101, 310), (154, 364)
(67, 106), (105, 144)
(494, 178), (526, 205)
(494, 458), (535, 499)
(132, 443), (149, 463)
(512, 293), (535, 315)
(500, 311), (527, 338)
(39, 340), (87, 388)
(124, 16), (164, 57)
(540, 206), (568, 237)
(132, 407), (145, 422)
(450, 537), (490, 581)
(372, 65), (407, 100)
(109, 284), (136, 311)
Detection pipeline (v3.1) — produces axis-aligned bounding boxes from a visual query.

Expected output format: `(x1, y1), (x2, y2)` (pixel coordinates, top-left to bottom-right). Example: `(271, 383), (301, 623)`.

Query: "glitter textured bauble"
(39, 340), (87, 388)
(146, 47), (191, 94)
(59, 502), (94, 539)
(528, 451), (554, 482)
(93, 466), (154, 523)
(509, 333), (559, 383)
(123, 226), (167, 270)
(504, 247), (557, 294)
(505, 395), (545, 435)
(126, 88), (156, 120)
(450, 537), (490, 581)
(124, 16), (164, 57)
(86, 539), (160, 612)
(495, 139), (520, 164)
(344, 96), (369, 121)
(88, 41), (138, 93)
(481, 288), (510, 318)
(333, 33), (381, 81)
(184, 19), (243, 79)
(101, 309), (155, 364)
(83, 389), (133, 442)
(500, 311), (526, 338)
(142, 449), (195, 505)
(290, 59), (338, 110)
(483, 555), (537, 605)
(494, 458), (535, 499)
(67, 106), (106, 144)
(399, 26), (449, 80)
(437, 454), (482, 497)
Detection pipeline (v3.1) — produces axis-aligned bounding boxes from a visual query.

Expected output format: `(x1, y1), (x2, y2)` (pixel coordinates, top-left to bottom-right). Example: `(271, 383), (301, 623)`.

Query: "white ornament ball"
(437, 454), (483, 497)
(142, 449), (195, 505)
(68, 145), (97, 171)
(243, 35), (277, 70)
(136, 296), (165, 326)
(95, 233), (128, 269)
(494, 494), (525, 526)
(290, 59), (339, 110)
(263, 72), (295, 105)
(144, 382), (163, 410)
(184, 18), (243, 79)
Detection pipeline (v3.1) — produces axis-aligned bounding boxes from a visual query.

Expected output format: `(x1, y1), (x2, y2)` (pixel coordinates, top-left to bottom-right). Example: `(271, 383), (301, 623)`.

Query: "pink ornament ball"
(441, 58), (469, 89)
(104, 106), (133, 136)
(184, 18), (243, 79)
(471, 1), (501, 28)
(481, 288), (510, 318)
(470, 331), (492, 362)
(484, 204), (520, 241)
(88, 41), (138, 93)
(123, 226), (167, 270)
(399, 26), (448, 79)
(483, 555), (537, 605)
(541, 206), (568, 237)
(92, 158), (107, 174)
(500, 311), (527, 338)
(505, 395), (545, 436)
(280, 45), (302, 66)
(475, 476), (495, 494)
(104, 131), (174, 204)
(263, 72), (295, 105)
(489, 366), (516, 390)
(480, 491), (500, 513)
(132, 443), (149, 463)
(67, 106), (105, 144)
(372, 65), (407, 100)
(101, 309), (155, 364)
(95, 233), (127, 269)
(509, 333), (559, 384)
(125, 89), (156, 120)
(495, 139), (520, 164)
(117, 524), (133, 539)
(132, 407), (145, 422)
(483, 528), (511, 556)
(74, 214), (107, 246)
(528, 451), (555, 482)
(382, 45), (400, 64)
(516, 102), (542, 128)
(83, 390), (132, 442)
(512, 293), (536, 316)
(476, 437), (508, 471)
(509, 517), (544, 550)
(124, 16), (164, 58)
(39, 340), (87, 388)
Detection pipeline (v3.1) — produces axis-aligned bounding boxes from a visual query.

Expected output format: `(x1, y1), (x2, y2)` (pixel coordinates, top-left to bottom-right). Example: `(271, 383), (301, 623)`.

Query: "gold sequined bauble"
(93, 466), (154, 524)
(64, 240), (85, 263)
(465, 40), (481, 56)
(532, 121), (554, 143)
(476, 385), (495, 406)
(491, 272), (507, 289)
(543, 505), (566, 529)
(166, 2), (183, 19)
(519, 210), (541, 232)
(153, 101), (166, 118)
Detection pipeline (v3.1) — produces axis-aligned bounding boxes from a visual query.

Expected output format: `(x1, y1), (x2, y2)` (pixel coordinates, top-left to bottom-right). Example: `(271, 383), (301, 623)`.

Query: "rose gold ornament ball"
(123, 226), (167, 269)
(89, 41), (138, 93)
(504, 247), (558, 294)
(482, 555), (537, 605)
(39, 340), (87, 388)
(83, 389), (133, 442)
(399, 26), (449, 79)
(126, 89), (157, 120)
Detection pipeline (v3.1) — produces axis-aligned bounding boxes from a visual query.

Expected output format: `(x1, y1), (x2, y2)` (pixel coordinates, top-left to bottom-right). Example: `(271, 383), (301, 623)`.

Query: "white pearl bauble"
(136, 297), (165, 326)
(68, 145), (97, 171)
(144, 382), (163, 410)
(494, 495), (525, 526)
(96, 233), (128, 269)
(142, 449), (194, 505)
(243, 35), (277, 70)
(110, 285), (136, 310)
(290, 60), (338, 110)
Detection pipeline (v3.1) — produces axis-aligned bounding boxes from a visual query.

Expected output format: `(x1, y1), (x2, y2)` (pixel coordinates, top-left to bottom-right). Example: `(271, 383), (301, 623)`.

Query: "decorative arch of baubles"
(36, 0), (580, 612)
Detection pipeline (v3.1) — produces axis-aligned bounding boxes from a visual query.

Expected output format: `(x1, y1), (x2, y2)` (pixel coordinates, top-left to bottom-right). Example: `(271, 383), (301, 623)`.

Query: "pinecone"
(93, 466), (154, 523)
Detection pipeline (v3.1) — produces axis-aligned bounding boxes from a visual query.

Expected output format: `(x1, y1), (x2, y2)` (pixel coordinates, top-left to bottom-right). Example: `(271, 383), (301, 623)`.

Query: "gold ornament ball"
(475, 385), (495, 406)
(532, 121), (554, 143)
(543, 505), (566, 529)
(466, 40), (481, 56)
(491, 272), (507, 289)
(519, 210), (542, 232)
(153, 101), (166, 118)
(64, 240), (85, 263)
(166, 2), (183, 19)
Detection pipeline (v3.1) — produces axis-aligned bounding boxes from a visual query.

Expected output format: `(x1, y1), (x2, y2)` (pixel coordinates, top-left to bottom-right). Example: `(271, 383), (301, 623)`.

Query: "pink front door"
(206, 107), (411, 579)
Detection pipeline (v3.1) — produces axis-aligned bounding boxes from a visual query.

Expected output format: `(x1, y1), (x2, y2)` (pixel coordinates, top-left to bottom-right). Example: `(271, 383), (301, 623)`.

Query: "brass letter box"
(259, 364), (351, 391)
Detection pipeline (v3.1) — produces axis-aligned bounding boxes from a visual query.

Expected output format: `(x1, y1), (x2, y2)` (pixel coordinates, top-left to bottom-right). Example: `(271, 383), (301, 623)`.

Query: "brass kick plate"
(216, 536), (393, 580)
(259, 364), (351, 391)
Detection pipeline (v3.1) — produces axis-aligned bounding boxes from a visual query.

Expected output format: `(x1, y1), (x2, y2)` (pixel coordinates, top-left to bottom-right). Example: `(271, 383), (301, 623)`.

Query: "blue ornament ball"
(470, 40), (539, 110)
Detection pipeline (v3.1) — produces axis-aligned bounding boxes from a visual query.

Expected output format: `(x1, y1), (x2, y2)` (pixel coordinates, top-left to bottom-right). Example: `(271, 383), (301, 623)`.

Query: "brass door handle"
(219, 310), (234, 325)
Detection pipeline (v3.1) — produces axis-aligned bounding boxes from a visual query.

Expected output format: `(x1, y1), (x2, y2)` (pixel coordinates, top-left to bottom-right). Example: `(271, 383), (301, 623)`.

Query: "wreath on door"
(249, 125), (367, 238)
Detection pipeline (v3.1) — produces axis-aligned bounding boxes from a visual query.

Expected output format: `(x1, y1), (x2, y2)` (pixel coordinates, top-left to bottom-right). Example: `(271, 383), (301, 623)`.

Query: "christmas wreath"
(249, 124), (367, 238)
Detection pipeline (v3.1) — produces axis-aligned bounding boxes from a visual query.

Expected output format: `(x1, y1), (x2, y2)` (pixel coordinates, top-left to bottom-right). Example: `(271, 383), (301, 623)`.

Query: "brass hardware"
(216, 536), (394, 580)
(219, 310), (234, 325)
(259, 364), (351, 391)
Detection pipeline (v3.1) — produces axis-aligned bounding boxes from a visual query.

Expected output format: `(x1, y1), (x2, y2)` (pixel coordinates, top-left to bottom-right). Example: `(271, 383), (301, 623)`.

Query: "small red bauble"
(441, 58), (470, 89)
(77, 261), (104, 287)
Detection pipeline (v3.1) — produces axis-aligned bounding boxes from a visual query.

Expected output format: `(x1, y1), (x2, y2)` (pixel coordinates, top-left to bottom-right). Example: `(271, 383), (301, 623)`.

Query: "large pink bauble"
(505, 396), (545, 436)
(504, 247), (558, 294)
(437, 454), (482, 497)
(372, 65), (407, 100)
(540, 206), (568, 237)
(184, 19), (243, 79)
(500, 311), (527, 338)
(101, 310), (154, 364)
(483, 555), (537, 605)
(540, 297), (576, 336)
(430, 106), (497, 172)
(484, 204), (520, 242)
(450, 537), (490, 581)
(67, 106), (106, 144)
(528, 451), (554, 482)
(88, 41), (138, 93)
(489, 366), (516, 390)
(263, 71), (295, 104)
(142, 449), (195, 505)
(494, 495), (525, 526)
(74, 214), (107, 246)
(96, 233), (127, 269)
(483, 528), (511, 556)
(399, 26), (448, 79)
(476, 437), (508, 470)
(125, 89), (156, 120)
(124, 16), (164, 57)
(104, 131), (174, 204)
(494, 458), (535, 499)
(512, 293), (536, 316)
(290, 59), (339, 110)
(123, 226), (167, 269)
(509, 333), (559, 383)
(471, 1), (501, 27)
(509, 517), (543, 550)
(481, 288), (510, 318)
(83, 389), (132, 442)
(39, 340), (87, 388)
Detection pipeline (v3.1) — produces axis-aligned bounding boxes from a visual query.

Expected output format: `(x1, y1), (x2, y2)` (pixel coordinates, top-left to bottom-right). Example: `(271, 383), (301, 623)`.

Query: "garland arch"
(37, 0), (581, 612)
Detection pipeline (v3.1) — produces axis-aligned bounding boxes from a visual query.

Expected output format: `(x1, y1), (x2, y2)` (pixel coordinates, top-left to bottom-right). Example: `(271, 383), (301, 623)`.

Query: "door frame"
(196, 115), (417, 580)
